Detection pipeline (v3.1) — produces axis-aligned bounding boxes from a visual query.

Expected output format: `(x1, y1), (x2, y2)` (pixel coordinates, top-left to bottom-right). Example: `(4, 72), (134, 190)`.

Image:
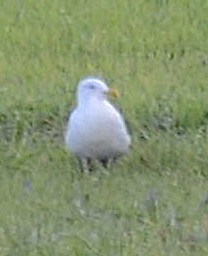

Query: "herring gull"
(65, 77), (131, 172)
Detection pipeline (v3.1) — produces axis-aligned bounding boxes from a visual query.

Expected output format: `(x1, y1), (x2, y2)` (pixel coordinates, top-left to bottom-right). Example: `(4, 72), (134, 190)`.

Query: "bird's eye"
(89, 84), (95, 89)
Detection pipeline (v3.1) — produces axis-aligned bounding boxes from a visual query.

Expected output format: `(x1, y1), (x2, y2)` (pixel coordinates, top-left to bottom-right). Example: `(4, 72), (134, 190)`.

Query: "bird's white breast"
(65, 99), (131, 159)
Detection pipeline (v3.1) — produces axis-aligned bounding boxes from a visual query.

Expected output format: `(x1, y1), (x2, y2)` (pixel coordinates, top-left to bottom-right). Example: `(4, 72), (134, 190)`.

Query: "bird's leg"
(99, 157), (118, 169)
(99, 158), (111, 169)
(78, 158), (88, 173)
(78, 158), (94, 173)
(87, 158), (95, 172)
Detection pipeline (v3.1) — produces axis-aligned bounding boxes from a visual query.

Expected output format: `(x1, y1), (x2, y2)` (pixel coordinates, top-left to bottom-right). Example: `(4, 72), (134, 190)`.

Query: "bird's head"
(77, 77), (119, 105)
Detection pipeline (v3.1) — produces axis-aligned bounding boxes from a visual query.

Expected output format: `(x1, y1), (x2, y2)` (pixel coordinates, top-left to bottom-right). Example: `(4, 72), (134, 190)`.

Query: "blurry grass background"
(0, 0), (208, 255)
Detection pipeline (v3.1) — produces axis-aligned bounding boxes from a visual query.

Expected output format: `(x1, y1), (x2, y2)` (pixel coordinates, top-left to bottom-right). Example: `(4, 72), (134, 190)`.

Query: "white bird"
(65, 77), (131, 172)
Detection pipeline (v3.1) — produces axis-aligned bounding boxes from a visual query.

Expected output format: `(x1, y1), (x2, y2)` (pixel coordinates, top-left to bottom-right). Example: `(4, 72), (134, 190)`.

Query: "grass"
(0, 0), (208, 255)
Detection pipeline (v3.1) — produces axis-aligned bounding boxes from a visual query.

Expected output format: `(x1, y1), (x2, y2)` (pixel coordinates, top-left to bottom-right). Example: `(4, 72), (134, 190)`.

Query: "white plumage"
(65, 77), (131, 172)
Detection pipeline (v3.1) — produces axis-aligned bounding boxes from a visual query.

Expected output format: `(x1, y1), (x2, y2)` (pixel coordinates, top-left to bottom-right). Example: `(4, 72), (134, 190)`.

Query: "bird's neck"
(78, 96), (106, 109)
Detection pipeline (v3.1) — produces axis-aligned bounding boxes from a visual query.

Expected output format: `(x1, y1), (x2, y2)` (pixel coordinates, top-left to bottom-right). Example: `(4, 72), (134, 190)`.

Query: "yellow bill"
(108, 88), (120, 98)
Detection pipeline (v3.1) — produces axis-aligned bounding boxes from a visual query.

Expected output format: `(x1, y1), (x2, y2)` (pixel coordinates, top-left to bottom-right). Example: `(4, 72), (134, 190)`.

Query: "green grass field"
(0, 0), (208, 255)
